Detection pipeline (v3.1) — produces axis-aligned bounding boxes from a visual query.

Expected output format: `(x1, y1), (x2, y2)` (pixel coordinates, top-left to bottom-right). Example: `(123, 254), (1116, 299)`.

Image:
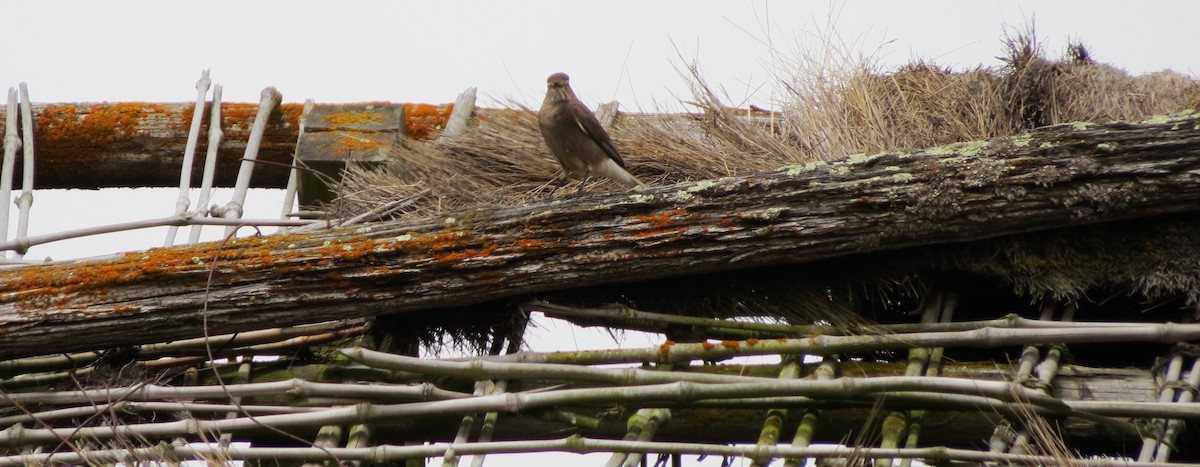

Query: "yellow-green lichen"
(1067, 121), (1093, 130)
(847, 153), (872, 164)
(928, 140), (990, 157)
(1011, 134), (1033, 147)
(892, 173), (915, 183)
(752, 207), (786, 220)
(783, 161), (827, 176)
(1142, 114), (1175, 125)
(394, 234), (413, 242)
(630, 194), (657, 203)
(444, 217), (458, 225)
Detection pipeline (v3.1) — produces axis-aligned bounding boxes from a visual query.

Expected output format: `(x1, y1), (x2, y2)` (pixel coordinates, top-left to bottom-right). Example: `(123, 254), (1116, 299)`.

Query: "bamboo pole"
(750, 358), (801, 467)
(467, 314), (528, 467)
(471, 322), (1200, 366)
(605, 408), (671, 467)
(1153, 356), (1200, 462)
(782, 355), (837, 467)
(0, 373), (1184, 450)
(4, 435), (1196, 467)
(898, 291), (956, 467)
(0, 379), (464, 407)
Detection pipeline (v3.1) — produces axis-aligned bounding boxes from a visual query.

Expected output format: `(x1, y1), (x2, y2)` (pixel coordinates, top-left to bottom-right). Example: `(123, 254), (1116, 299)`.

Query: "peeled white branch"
(0, 379), (462, 408)
(165, 70), (212, 247)
(1, 435), (1195, 467)
(0, 214), (313, 254)
(480, 322), (1200, 365)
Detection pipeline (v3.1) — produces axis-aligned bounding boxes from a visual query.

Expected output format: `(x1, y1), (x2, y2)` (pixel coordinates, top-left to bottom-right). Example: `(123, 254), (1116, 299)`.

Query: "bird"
(538, 72), (642, 192)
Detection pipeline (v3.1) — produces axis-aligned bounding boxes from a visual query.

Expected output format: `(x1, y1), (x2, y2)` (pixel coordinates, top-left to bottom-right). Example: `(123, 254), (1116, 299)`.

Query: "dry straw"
(340, 29), (1199, 222)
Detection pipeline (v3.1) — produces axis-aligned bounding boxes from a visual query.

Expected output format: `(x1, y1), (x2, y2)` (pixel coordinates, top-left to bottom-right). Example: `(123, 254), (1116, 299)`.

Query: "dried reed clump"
(341, 29), (1199, 222)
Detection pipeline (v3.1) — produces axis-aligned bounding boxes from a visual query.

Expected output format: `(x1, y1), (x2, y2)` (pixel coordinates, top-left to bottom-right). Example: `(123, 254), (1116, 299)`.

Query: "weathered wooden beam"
(0, 102), (452, 189)
(0, 113), (1199, 358)
(294, 102), (407, 208)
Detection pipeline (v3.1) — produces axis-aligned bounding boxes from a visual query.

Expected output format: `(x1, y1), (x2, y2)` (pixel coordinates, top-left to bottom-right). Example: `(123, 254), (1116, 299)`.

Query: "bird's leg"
(546, 172), (570, 199)
(575, 167), (592, 194)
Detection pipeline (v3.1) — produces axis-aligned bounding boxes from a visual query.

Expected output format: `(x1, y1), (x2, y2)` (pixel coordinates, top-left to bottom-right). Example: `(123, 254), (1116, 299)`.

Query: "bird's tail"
(598, 158), (644, 188)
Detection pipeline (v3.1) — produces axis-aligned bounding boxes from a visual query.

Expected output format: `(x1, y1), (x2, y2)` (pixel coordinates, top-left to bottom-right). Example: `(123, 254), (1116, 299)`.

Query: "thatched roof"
(4, 32), (1200, 466)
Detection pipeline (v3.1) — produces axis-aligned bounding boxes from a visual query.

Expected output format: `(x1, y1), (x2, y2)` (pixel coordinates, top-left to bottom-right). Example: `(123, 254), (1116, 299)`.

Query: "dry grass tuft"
(341, 28), (1199, 223)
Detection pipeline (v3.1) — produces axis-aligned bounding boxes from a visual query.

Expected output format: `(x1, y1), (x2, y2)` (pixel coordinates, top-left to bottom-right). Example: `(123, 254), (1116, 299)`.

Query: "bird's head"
(544, 72), (575, 103)
(547, 72), (570, 90)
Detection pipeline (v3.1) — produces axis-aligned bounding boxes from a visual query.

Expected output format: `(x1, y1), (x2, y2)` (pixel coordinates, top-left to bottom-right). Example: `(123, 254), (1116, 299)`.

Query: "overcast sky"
(4, 1), (1197, 110)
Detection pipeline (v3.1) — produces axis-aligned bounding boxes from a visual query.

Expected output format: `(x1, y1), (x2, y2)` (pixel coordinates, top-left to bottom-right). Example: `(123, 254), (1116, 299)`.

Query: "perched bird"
(538, 72), (642, 191)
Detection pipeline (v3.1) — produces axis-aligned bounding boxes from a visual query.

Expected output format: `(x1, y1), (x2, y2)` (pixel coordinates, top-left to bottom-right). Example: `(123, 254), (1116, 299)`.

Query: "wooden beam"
(0, 114), (1199, 357)
(0, 102), (451, 189)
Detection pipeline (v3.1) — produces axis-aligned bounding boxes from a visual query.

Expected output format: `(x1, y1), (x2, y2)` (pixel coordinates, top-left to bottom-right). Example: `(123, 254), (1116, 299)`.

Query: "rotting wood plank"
(0, 112), (1199, 358)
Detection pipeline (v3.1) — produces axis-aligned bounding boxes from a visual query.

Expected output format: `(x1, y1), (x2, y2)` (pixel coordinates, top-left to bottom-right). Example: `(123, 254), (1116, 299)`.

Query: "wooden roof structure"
(3, 45), (1200, 465)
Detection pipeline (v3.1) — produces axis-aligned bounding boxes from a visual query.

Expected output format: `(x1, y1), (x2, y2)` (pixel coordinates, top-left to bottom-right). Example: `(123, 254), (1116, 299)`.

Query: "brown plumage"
(538, 72), (642, 189)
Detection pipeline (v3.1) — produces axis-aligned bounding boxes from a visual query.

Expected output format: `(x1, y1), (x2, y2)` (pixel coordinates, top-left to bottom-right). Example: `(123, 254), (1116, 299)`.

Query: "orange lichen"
(630, 209), (692, 240)
(0, 231), (364, 309)
(701, 341), (717, 350)
(404, 103), (454, 140)
(335, 134), (380, 152)
(745, 338), (759, 346)
(658, 340), (676, 357)
(634, 209), (688, 229)
(720, 340), (741, 350)
(327, 110), (385, 127)
(220, 103), (303, 142)
(516, 239), (548, 251)
(36, 103), (169, 148)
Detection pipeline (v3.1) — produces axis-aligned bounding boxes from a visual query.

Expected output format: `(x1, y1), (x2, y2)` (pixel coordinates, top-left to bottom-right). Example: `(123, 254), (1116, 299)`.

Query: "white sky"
(4, 1), (1197, 108)
(1, 2), (1195, 465)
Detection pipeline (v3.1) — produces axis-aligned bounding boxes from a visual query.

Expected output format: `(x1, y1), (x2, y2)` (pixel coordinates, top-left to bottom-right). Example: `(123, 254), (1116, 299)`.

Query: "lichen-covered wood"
(1, 113), (1199, 358)
(0, 101), (453, 189)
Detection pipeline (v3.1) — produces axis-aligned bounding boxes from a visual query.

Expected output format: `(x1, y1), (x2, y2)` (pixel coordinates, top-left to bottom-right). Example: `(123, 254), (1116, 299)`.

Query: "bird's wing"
(569, 99), (627, 168)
